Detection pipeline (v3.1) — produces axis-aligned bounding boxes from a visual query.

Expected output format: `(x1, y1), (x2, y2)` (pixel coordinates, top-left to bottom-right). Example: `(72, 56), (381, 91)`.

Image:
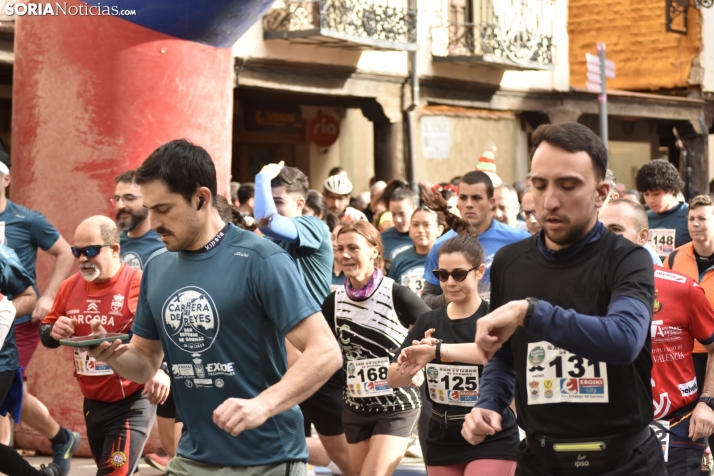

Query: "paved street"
(22, 456), (427, 475)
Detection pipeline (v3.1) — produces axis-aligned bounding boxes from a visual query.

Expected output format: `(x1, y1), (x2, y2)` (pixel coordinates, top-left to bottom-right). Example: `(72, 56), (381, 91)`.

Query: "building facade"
(233, 0), (714, 195)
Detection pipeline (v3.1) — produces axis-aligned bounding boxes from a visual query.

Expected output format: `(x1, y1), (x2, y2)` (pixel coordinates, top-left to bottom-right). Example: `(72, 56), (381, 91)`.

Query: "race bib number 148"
(526, 341), (608, 405)
(649, 229), (675, 257)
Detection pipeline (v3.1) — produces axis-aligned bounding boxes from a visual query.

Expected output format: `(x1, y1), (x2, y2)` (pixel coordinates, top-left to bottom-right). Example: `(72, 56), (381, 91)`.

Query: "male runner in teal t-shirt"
(253, 162), (332, 304)
(253, 163), (354, 476)
(113, 170), (165, 270)
(87, 139), (342, 474)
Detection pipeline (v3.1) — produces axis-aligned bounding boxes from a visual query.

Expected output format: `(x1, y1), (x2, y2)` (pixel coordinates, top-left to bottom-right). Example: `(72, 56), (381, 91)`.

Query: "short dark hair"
(459, 171), (494, 199)
(422, 192), (484, 268)
(530, 123), (608, 182)
(324, 212), (340, 232)
(115, 170), (137, 184)
(389, 186), (417, 208)
(305, 190), (326, 217)
(237, 183), (255, 204)
(329, 166), (346, 177)
(379, 179), (415, 208)
(635, 159), (683, 194)
(136, 139), (217, 205)
(272, 166), (309, 198)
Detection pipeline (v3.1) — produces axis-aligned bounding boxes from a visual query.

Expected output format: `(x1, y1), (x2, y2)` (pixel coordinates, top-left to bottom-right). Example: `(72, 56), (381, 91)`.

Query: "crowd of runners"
(0, 122), (712, 475)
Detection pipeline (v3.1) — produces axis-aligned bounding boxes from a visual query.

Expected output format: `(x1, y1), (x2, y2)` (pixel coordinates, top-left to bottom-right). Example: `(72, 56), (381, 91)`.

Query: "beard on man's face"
(115, 207), (147, 233)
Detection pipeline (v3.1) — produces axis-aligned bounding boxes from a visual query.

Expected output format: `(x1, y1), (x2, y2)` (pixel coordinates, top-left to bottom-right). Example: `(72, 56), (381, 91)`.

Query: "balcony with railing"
(431, 0), (554, 70)
(263, 0), (418, 51)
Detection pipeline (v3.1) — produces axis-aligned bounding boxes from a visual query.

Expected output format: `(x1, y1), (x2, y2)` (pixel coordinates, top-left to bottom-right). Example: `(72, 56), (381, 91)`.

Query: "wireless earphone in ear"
(197, 197), (205, 210)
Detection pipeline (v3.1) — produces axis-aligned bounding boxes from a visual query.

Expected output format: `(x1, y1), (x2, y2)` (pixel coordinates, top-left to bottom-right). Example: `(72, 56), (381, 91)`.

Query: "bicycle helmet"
(324, 175), (353, 195)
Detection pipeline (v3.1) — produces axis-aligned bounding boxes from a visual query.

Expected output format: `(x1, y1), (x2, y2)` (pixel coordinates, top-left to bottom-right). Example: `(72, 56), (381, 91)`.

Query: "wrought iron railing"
(263, 0), (417, 49)
(431, 0), (554, 69)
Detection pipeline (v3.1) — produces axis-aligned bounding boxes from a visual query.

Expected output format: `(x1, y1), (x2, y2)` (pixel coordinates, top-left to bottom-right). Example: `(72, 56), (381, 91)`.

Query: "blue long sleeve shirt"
(253, 172), (299, 244)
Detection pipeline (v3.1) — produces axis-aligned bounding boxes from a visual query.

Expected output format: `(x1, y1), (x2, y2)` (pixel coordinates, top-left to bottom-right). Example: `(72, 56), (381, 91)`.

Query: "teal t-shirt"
(120, 230), (164, 270)
(0, 200), (61, 324)
(381, 227), (413, 261)
(132, 225), (319, 467)
(388, 246), (428, 295)
(0, 245), (37, 371)
(273, 216), (332, 304)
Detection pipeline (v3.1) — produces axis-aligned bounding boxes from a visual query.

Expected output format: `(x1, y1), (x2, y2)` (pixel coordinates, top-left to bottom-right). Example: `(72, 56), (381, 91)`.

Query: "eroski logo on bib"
(162, 286), (220, 353)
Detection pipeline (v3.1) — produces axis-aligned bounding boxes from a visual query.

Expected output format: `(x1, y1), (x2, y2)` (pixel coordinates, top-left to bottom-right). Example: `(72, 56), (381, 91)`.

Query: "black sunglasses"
(71, 244), (112, 259)
(431, 267), (478, 283)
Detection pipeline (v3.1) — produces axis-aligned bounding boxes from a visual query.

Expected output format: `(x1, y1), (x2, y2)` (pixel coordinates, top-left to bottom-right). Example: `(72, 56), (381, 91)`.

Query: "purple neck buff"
(345, 268), (384, 301)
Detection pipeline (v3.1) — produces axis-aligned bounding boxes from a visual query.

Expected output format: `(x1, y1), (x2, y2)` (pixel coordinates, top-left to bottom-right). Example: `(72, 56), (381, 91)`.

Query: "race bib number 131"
(526, 342), (608, 405)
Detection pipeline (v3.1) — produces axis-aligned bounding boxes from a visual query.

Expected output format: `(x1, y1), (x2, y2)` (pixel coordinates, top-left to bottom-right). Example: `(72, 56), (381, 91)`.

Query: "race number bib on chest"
(426, 363), (479, 407)
(346, 357), (393, 398)
(400, 268), (425, 295)
(526, 342), (608, 404)
(74, 348), (114, 376)
(649, 229), (676, 256)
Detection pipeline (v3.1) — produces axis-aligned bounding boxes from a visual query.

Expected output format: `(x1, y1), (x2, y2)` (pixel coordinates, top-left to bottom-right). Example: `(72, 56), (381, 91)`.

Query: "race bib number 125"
(526, 341), (608, 405)
(426, 363), (479, 407)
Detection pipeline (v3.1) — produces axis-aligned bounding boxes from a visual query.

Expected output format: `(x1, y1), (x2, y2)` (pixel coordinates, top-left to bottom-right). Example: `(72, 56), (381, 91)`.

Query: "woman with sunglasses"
(388, 207), (444, 296)
(387, 194), (518, 476)
(322, 220), (430, 476)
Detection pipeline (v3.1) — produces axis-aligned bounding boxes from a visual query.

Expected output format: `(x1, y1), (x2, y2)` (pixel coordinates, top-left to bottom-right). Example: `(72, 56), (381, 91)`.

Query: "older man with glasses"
(40, 215), (169, 476)
(520, 187), (541, 235)
(112, 170), (164, 271)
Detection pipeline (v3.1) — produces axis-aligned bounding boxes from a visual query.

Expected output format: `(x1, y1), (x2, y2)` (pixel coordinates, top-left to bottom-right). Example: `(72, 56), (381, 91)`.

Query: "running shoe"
(144, 452), (172, 472)
(51, 429), (81, 476)
(38, 463), (63, 476)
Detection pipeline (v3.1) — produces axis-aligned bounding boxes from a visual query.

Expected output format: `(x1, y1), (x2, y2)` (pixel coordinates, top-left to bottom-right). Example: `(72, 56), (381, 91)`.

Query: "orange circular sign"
(308, 114), (340, 147)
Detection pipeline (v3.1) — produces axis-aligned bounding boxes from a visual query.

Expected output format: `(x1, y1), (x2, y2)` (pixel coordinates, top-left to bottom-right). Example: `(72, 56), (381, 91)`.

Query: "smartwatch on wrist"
(699, 396), (714, 411)
(434, 340), (444, 360)
(524, 297), (540, 328)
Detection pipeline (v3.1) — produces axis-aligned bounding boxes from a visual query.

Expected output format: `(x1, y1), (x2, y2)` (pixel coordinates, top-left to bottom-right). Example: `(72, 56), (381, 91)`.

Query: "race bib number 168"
(526, 341), (608, 405)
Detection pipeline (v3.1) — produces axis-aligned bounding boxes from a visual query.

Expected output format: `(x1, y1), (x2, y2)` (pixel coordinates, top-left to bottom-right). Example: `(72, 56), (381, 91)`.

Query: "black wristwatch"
(699, 396), (714, 411)
(434, 340), (444, 360)
(524, 297), (540, 328)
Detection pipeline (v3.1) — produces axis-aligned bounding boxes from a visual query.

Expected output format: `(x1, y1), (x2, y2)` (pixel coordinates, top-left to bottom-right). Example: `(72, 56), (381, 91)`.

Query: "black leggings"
(84, 392), (155, 476)
(0, 444), (42, 476)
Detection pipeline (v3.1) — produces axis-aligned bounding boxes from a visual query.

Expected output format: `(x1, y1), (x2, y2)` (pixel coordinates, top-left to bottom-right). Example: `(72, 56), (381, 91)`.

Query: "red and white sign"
(308, 114), (340, 147)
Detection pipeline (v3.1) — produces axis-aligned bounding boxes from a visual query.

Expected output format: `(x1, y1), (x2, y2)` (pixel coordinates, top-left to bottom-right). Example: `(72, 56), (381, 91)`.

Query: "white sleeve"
(0, 296), (16, 348)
